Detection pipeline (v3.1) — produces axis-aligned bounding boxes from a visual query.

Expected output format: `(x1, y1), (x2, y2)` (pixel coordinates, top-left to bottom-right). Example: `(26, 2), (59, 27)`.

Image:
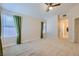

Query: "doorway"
(75, 17), (79, 43)
(58, 15), (69, 39)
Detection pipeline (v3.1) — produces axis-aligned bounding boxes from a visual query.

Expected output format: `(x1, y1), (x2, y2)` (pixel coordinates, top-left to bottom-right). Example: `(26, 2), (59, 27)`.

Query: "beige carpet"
(3, 38), (79, 56)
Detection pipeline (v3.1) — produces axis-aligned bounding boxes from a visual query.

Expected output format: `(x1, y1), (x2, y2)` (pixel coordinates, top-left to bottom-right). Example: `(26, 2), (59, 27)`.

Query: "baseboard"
(3, 39), (39, 48)
(22, 38), (38, 44)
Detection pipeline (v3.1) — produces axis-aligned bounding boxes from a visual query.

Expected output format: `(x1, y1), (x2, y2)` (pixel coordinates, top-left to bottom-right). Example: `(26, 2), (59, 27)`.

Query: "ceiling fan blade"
(45, 3), (61, 12)
(52, 3), (61, 7)
(45, 3), (49, 5)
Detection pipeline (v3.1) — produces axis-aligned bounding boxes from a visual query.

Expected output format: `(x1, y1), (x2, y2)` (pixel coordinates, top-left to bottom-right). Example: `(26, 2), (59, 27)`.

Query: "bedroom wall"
(47, 15), (58, 39)
(21, 15), (42, 43)
(67, 4), (79, 42)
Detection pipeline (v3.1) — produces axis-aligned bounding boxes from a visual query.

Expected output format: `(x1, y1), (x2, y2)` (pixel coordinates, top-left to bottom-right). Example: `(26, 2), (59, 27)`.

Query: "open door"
(58, 15), (69, 39)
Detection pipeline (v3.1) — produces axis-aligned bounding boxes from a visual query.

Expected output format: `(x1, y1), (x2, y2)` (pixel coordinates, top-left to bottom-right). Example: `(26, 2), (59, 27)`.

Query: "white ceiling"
(0, 3), (78, 19)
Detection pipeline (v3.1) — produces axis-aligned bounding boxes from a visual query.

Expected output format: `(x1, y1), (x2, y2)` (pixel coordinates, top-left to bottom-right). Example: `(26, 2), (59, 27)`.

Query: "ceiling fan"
(45, 3), (61, 12)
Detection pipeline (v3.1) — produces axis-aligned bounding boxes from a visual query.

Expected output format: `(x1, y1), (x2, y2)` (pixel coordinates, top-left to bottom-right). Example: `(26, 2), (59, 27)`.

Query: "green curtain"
(0, 12), (3, 56)
(41, 22), (44, 39)
(13, 16), (21, 44)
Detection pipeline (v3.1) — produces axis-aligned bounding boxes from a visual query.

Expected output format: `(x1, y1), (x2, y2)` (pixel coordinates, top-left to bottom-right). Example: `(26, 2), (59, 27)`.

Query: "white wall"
(67, 4), (79, 42)
(21, 16), (42, 43)
(47, 15), (58, 39)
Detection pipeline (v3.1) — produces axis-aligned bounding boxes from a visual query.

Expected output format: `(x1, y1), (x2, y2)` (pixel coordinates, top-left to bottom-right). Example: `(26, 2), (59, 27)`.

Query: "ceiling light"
(49, 7), (53, 10)
(45, 3), (61, 12)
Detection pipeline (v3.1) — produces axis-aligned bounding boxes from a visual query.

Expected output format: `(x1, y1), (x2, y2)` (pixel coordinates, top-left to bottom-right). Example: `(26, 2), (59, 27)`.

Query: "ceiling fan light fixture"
(45, 3), (61, 12)
(49, 6), (53, 10)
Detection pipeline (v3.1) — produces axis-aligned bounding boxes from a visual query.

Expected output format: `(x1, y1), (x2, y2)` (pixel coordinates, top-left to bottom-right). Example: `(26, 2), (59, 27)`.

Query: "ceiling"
(0, 3), (78, 20)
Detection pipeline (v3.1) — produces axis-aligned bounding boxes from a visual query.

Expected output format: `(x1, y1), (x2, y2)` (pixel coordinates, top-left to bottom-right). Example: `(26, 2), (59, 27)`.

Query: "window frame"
(1, 13), (17, 38)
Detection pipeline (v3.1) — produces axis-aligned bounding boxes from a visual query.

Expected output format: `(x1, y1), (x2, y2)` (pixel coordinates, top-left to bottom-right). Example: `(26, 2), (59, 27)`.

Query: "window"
(43, 23), (47, 33)
(2, 14), (17, 37)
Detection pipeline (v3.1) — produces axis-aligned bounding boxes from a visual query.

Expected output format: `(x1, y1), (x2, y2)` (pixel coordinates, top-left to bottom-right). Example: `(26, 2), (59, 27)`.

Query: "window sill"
(1, 36), (17, 38)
